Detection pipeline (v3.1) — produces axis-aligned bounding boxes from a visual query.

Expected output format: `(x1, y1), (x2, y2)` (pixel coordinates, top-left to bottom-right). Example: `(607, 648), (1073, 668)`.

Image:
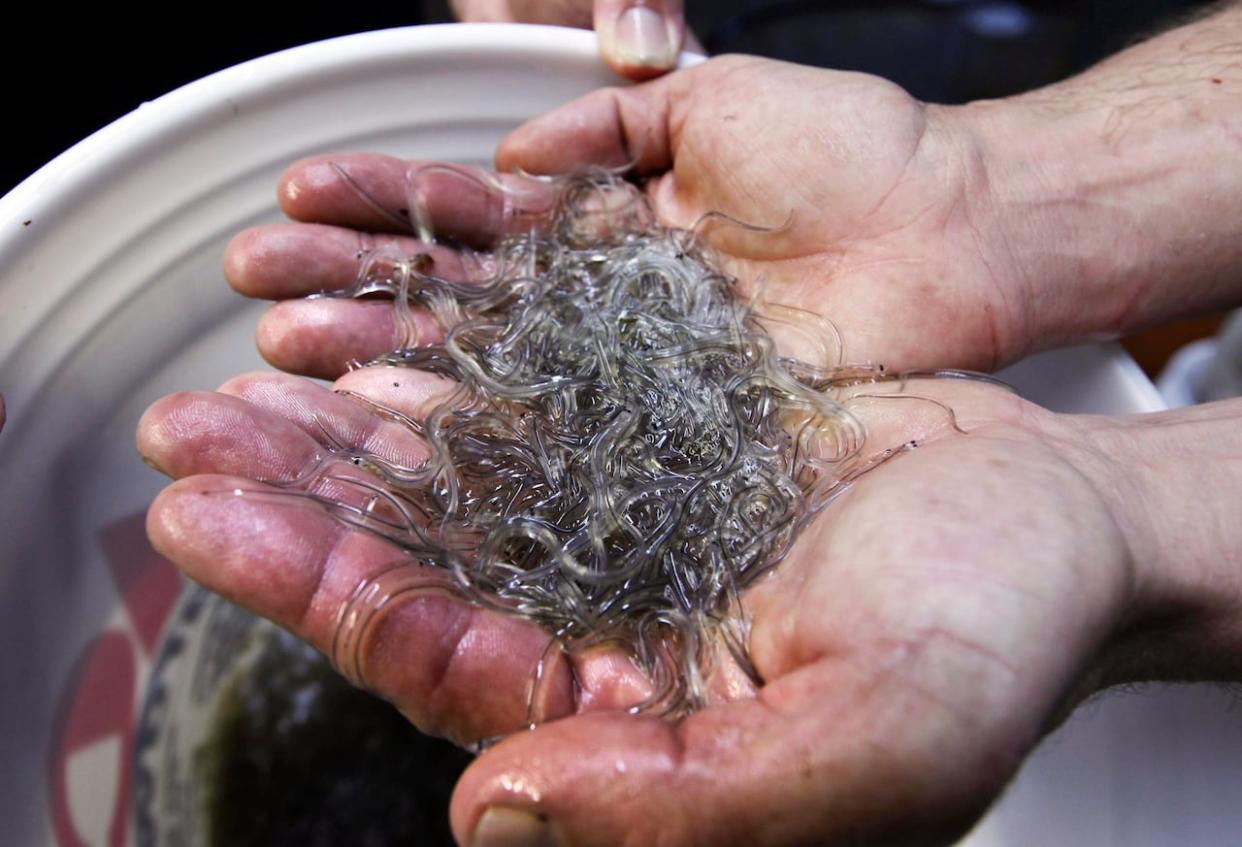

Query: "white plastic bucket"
(3, 24), (1234, 847)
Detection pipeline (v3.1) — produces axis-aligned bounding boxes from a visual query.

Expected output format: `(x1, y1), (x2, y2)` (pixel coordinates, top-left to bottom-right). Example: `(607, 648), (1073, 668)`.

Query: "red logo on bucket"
(48, 513), (182, 847)
(102, 514), (183, 657)
(49, 633), (135, 847)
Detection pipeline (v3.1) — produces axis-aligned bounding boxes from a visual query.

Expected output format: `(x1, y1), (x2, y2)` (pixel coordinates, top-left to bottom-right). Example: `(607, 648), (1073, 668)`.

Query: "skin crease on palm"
(135, 21), (1242, 847)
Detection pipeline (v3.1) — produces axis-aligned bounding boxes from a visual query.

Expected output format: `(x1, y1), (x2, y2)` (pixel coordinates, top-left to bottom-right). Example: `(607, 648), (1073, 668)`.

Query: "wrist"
(1065, 400), (1242, 687)
(944, 8), (1242, 359)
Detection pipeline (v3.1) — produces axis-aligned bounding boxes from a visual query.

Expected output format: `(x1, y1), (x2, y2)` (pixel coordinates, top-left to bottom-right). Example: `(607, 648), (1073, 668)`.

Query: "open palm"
(139, 364), (1131, 846)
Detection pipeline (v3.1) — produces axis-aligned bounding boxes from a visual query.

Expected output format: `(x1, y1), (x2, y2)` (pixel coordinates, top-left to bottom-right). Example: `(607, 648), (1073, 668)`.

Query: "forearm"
(960, 2), (1242, 355)
(1070, 397), (1242, 687)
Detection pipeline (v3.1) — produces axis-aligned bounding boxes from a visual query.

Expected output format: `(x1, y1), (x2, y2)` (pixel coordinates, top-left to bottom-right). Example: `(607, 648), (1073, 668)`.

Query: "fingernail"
(613, 5), (675, 68)
(471, 806), (558, 847)
(140, 454), (169, 476)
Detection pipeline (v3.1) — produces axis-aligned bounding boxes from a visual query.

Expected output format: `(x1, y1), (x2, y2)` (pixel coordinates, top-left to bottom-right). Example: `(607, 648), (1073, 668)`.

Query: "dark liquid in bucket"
(201, 628), (471, 846)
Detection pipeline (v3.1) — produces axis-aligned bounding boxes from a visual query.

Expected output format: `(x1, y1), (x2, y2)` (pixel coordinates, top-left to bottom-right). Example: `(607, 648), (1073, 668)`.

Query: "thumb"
(594, 0), (685, 80)
(496, 69), (687, 175)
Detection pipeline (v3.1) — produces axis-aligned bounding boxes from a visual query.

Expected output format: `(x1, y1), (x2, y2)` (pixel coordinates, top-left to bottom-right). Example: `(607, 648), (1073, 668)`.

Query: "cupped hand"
(138, 365), (1143, 846)
(230, 57), (1039, 383)
(494, 55), (1049, 373)
(451, 0), (691, 80)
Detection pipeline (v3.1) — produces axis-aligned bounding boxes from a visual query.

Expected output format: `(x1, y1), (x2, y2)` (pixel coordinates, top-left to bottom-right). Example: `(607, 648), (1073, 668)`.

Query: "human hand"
(496, 24), (1242, 371)
(493, 55), (1032, 373)
(227, 56), (1037, 380)
(140, 360), (1238, 846)
(230, 45), (1242, 380)
(451, 0), (690, 80)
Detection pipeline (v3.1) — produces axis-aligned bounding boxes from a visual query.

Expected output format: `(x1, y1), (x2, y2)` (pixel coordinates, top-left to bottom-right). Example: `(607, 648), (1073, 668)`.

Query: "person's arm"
(959, 0), (1242, 352)
(1072, 396), (1242, 693)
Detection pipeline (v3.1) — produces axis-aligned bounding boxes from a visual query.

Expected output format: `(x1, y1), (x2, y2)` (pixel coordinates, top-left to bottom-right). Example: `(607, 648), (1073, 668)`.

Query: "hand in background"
(233, 0), (1242, 382)
(498, 55), (1032, 373)
(495, 24), (1242, 374)
(451, 0), (691, 79)
(225, 57), (1031, 381)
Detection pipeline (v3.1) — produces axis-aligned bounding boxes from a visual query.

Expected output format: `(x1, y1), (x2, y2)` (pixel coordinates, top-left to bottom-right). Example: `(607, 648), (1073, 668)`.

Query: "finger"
(141, 377), (653, 741)
(453, 657), (1012, 847)
(137, 381), (565, 741)
(230, 221), (494, 378)
(278, 153), (414, 233)
(452, 0), (593, 27)
(141, 369), (469, 492)
(224, 223), (474, 300)
(215, 367), (464, 461)
(453, 0), (697, 78)
(136, 379), (437, 526)
(255, 299), (432, 379)
(278, 154), (555, 248)
(138, 387), (328, 482)
(495, 69), (681, 175)
(214, 369), (452, 460)
(331, 365), (464, 420)
(147, 475), (576, 744)
(594, 0), (684, 80)
(450, 0), (518, 23)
